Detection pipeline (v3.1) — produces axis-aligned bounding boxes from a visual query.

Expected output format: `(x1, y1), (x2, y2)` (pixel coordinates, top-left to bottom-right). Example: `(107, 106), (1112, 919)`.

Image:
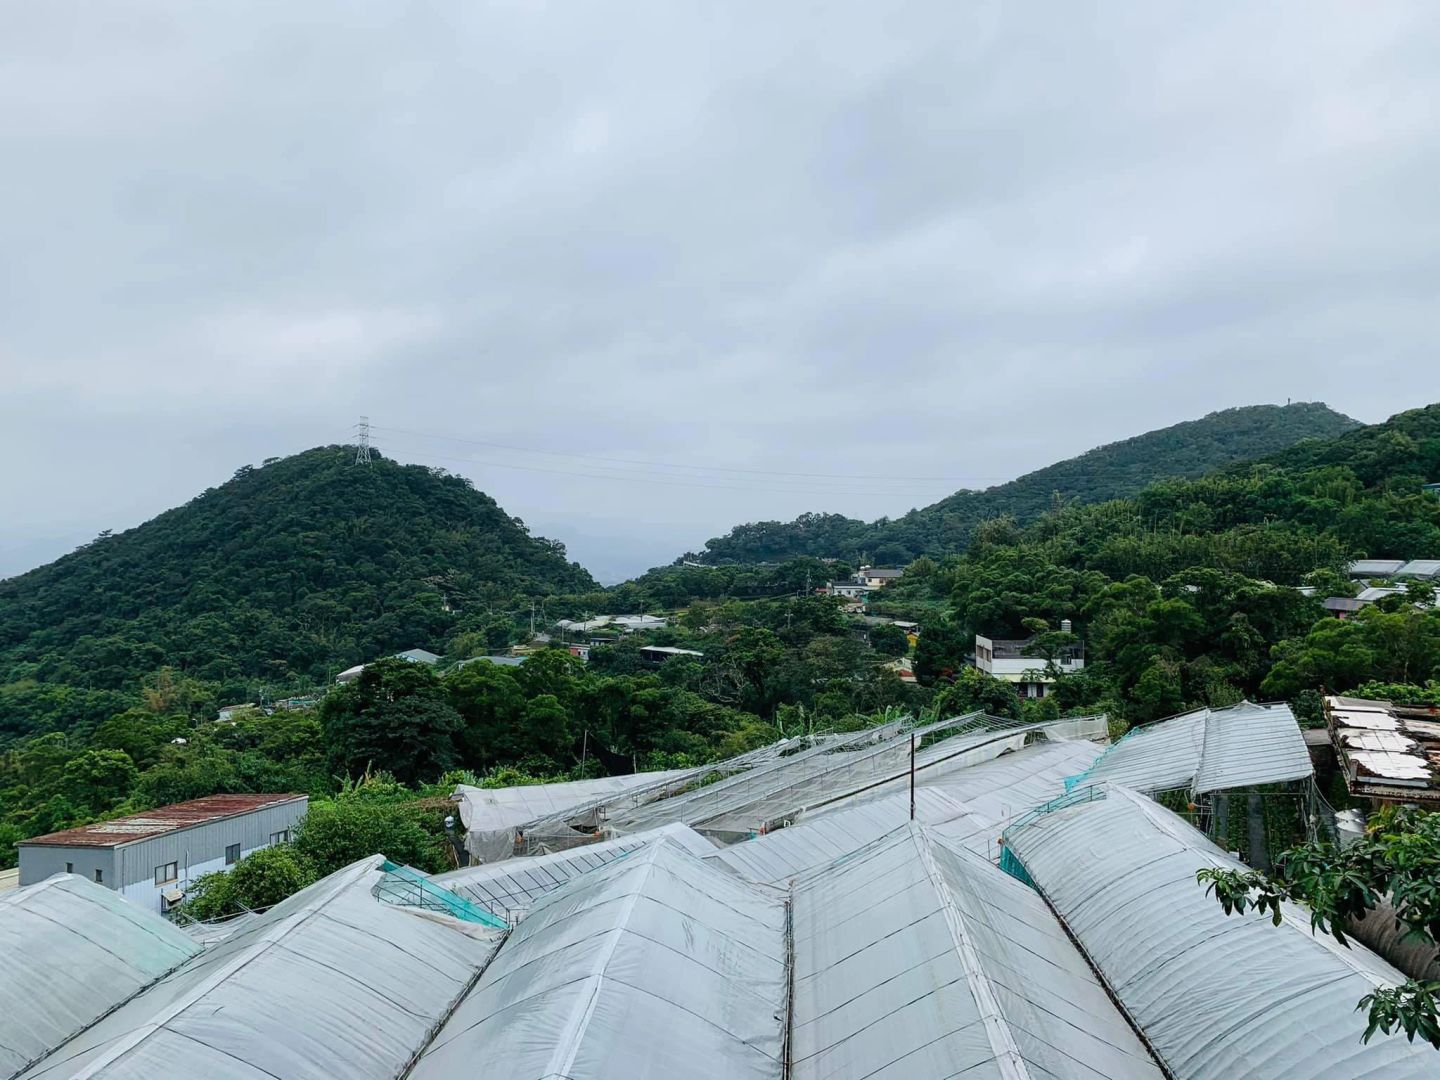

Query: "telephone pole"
(354, 416), (372, 465)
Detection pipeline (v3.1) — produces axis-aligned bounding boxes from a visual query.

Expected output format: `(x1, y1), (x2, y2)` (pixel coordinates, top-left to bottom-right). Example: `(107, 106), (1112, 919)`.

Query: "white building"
(855, 566), (905, 587)
(974, 630), (1083, 699)
(825, 581), (877, 600)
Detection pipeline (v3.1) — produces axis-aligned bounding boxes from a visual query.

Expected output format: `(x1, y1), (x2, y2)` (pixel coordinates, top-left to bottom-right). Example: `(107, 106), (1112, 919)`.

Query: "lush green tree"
(951, 549), (1103, 639)
(932, 668), (1022, 720)
(1262, 609), (1440, 698)
(320, 658), (463, 784)
(292, 794), (450, 876)
(522, 694), (575, 765)
(868, 623), (910, 658)
(59, 749), (139, 815)
(89, 709), (185, 771)
(913, 617), (971, 686)
(183, 843), (318, 920)
(446, 662), (529, 768)
(135, 749), (246, 806)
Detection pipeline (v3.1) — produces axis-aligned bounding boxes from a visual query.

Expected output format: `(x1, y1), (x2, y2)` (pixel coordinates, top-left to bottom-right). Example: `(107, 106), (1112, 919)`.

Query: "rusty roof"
(19, 793), (307, 848)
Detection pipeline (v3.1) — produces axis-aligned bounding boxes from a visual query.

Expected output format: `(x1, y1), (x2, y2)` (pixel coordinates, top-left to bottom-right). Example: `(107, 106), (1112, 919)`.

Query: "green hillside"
(690, 402), (1360, 564)
(0, 447), (596, 739)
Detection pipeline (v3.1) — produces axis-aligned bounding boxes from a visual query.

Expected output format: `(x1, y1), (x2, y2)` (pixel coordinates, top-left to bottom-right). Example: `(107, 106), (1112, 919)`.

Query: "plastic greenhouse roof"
(707, 787), (976, 884)
(790, 823), (1164, 1080)
(589, 714), (1103, 842)
(19, 857), (502, 1080)
(1004, 786), (1436, 1080)
(1074, 702), (1311, 795)
(455, 770), (690, 859)
(410, 838), (788, 1080)
(0, 875), (200, 1078)
(433, 822), (715, 917)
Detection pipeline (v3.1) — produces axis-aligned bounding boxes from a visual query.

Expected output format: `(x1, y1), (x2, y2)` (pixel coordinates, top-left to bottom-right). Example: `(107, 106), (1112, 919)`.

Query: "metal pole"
(910, 733), (916, 820)
(581, 729), (589, 777)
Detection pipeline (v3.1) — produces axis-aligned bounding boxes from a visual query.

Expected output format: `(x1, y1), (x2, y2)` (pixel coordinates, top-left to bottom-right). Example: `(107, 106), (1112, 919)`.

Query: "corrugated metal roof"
(790, 823), (1164, 1080)
(411, 838), (787, 1080)
(1005, 786), (1436, 1080)
(19, 794), (307, 848)
(1355, 586), (1402, 602)
(1347, 559), (1406, 576)
(19, 857), (501, 1080)
(0, 875), (200, 1078)
(1397, 559), (1440, 579)
(1324, 597), (1365, 612)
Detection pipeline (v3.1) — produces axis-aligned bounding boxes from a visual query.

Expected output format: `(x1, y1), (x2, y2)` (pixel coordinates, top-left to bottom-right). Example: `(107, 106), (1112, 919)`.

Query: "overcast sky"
(2, 3), (1437, 583)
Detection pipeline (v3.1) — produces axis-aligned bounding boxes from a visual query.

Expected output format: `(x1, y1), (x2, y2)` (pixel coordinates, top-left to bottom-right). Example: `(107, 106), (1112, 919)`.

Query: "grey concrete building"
(18, 793), (308, 913)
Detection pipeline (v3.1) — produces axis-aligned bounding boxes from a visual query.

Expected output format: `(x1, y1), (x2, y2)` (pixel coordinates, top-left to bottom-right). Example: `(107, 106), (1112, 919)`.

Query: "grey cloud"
(2, 2), (1437, 580)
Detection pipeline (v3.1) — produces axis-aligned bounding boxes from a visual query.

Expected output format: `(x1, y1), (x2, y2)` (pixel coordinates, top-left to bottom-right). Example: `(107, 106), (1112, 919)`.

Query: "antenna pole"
(910, 733), (916, 821)
(354, 416), (372, 465)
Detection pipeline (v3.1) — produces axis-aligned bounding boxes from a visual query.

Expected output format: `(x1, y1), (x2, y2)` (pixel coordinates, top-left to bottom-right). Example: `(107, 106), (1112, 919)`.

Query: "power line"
(370, 423), (1009, 485)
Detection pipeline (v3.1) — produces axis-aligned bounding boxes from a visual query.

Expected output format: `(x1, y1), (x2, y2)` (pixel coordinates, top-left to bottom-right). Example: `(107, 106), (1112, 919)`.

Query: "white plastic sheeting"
(1191, 702), (1314, 792)
(1005, 786), (1436, 1080)
(454, 771), (689, 862)
(709, 740), (1109, 883)
(0, 875), (199, 1079)
(923, 740), (1105, 856)
(590, 714), (1103, 843)
(20, 857), (502, 1080)
(411, 838), (788, 1080)
(708, 788), (975, 884)
(1075, 702), (1311, 795)
(790, 824), (1164, 1080)
(433, 823), (715, 918)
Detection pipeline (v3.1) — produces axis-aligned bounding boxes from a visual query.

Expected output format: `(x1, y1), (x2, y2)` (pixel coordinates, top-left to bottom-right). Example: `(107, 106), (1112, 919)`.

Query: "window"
(154, 862), (179, 886)
(226, 843), (241, 865)
(65, 862), (74, 874)
(269, 830), (290, 845)
(94, 869), (103, 883)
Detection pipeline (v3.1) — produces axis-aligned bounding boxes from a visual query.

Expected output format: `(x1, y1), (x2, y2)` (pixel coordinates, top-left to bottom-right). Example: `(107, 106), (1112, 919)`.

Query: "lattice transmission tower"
(354, 416), (372, 465)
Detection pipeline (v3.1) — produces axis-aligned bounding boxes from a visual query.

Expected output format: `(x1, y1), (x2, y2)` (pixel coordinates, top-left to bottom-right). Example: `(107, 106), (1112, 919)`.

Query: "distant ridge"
(0, 446), (596, 735)
(687, 402), (1360, 564)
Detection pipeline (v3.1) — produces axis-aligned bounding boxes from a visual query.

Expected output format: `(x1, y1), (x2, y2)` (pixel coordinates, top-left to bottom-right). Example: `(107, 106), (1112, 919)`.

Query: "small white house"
(974, 630), (1084, 699)
(826, 581), (877, 600)
(855, 566), (905, 588)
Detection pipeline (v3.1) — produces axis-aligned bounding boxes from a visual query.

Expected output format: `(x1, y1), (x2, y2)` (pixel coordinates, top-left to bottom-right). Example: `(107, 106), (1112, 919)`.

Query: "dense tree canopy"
(689, 403), (1358, 564)
(0, 446), (595, 739)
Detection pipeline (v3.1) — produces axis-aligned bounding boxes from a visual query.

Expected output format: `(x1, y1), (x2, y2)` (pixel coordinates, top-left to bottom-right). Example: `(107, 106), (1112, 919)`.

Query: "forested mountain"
(690, 402), (1359, 564)
(0, 447), (595, 738)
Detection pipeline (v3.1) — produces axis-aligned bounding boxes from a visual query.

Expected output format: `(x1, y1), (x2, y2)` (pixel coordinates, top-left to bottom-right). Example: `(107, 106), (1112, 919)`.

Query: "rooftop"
(1326, 695), (1440, 798)
(19, 794), (306, 848)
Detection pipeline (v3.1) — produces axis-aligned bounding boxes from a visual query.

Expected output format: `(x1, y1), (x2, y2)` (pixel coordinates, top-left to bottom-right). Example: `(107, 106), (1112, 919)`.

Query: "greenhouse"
(410, 839), (789, 1080)
(453, 769), (690, 861)
(12, 696), (1433, 1080)
(1066, 701), (1313, 795)
(434, 821), (714, 919)
(0, 875), (199, 1078)
(791, 823), (1165, 1080)
(505, 711), (1106, 853)
(18, 857), (502, 1080)
(1002, 784), (1436, 1079)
